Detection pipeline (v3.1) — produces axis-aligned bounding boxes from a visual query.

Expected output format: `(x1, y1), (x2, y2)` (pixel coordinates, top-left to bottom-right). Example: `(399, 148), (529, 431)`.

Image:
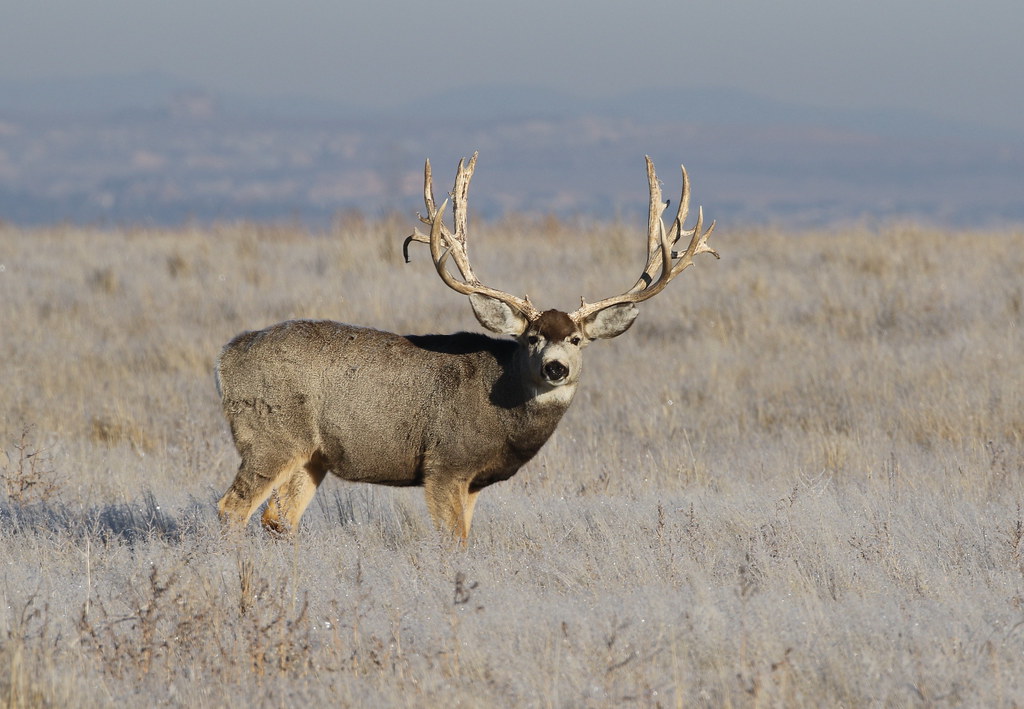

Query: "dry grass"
(1, 216), (1023, 706)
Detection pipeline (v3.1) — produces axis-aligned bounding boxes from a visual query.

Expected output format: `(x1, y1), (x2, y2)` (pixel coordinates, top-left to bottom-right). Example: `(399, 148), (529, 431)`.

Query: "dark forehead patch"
(534, 310), (577, 341)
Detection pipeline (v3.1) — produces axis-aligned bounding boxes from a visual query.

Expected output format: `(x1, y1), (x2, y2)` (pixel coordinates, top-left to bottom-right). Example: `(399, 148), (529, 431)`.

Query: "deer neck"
(499, 374), (575, 464)
(524, 378), (578, 412)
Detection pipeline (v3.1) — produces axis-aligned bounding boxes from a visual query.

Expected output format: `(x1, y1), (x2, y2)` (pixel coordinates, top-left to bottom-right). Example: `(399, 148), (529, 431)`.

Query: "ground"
(1, 217), (1022, 706)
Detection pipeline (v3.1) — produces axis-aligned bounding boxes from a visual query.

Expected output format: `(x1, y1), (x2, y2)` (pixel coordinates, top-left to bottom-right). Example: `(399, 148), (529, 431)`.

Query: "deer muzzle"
(542, 360), (570, 384)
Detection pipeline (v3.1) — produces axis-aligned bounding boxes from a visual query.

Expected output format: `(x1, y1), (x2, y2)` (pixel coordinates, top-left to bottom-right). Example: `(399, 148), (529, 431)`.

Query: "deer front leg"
(423, 474), (475, 544)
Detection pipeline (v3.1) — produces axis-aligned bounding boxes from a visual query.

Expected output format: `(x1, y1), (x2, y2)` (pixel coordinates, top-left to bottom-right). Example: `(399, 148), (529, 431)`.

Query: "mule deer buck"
(216, 153), (717, 541)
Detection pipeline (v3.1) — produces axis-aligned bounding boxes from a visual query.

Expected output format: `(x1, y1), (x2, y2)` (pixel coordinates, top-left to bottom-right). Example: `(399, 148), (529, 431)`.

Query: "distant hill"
(404, 84), (1009, 142)
(0, 73), (197, 116)
(0, 75), (1021, 227)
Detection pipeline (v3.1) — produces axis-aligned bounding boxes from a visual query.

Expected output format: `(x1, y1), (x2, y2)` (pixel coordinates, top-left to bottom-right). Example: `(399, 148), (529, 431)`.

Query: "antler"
(404, 153), (540, 319)
(569, 156), (718, 322)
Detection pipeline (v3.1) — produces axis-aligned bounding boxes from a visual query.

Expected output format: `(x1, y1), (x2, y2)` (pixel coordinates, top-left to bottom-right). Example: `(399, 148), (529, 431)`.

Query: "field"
(1, 214), (1023, 706)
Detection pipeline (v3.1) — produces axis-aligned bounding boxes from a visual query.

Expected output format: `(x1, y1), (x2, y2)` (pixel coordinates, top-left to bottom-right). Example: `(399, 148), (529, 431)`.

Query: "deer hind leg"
(462, 490), (481, 539)
(261, 452), (329, 534)
(423, 474), (475, 545)
(217, 450), (303, 530)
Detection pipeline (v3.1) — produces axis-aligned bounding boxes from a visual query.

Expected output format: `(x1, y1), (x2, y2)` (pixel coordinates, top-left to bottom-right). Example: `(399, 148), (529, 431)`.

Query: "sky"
(2, 0), (1022, 134)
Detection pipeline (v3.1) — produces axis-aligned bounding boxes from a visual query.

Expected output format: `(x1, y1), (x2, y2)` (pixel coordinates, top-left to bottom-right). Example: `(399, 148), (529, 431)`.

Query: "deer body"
(217, 318), (578, 535)
(216, 153), (718, 541)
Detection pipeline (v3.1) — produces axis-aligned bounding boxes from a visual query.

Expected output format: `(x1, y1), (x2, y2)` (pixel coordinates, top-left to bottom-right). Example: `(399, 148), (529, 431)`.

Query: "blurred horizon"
(2, 2), (1022, 228)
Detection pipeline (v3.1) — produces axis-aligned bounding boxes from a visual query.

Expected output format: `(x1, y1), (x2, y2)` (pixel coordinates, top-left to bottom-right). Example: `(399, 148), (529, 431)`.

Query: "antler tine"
(403, 158), (444, 262)
(403, 154), (477, 281)
(669, 163), (693, 249)
(629, 157), (684, 293)
(644, 156), (667, 272)
(649, 203), (718, 294)
(423, 157), (437, 215)
(451, 152), (477, 251)
(571, 158), (718, 322)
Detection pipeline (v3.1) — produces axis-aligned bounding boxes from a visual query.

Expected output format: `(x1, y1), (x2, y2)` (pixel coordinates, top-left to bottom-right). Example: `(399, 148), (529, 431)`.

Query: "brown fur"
(216, 321), (574, 541)
(535, 310), (577, 341)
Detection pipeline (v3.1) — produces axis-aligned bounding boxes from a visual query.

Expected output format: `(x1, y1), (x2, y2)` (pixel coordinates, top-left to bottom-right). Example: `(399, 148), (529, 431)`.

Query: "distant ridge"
(0, 74), (1013, 141)
(0, 73), (195, 115)
(401, 84), (1005, 141)
(0, 74), (1021, 227)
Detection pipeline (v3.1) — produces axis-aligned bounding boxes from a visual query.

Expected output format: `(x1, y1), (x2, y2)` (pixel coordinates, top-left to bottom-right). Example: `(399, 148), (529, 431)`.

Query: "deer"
(215, 153), (718, 542)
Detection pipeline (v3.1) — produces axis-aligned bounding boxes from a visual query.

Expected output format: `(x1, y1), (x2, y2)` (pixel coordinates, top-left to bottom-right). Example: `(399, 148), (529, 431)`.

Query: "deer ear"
(581, 303), (639, 340)
(469, 293), (529, 335)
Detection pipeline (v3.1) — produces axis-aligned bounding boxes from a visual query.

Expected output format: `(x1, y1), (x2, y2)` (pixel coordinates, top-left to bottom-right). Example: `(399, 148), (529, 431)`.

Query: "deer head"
(404, 153), (719, 397)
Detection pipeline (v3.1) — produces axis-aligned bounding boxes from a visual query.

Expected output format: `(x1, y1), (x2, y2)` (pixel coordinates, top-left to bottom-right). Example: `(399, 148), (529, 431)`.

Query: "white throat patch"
(529, 380), (578, 409)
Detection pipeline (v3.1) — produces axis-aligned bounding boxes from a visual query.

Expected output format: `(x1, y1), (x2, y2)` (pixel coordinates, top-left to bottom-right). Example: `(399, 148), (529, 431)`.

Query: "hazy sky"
(3, 0), (1022, 133)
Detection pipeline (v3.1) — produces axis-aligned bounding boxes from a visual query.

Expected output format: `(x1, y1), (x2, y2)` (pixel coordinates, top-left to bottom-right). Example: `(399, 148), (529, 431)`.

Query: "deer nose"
(543, 361), (569, 382)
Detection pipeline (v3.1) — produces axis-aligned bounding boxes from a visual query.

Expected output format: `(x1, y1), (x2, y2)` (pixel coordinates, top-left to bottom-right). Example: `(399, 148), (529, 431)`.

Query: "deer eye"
(527, 335), (540, 345)
(570, 336), (581, 346)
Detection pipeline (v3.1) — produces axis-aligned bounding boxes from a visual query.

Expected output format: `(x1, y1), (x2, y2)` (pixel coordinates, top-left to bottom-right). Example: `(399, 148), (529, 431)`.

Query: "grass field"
(1, 214), (1023, 706)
